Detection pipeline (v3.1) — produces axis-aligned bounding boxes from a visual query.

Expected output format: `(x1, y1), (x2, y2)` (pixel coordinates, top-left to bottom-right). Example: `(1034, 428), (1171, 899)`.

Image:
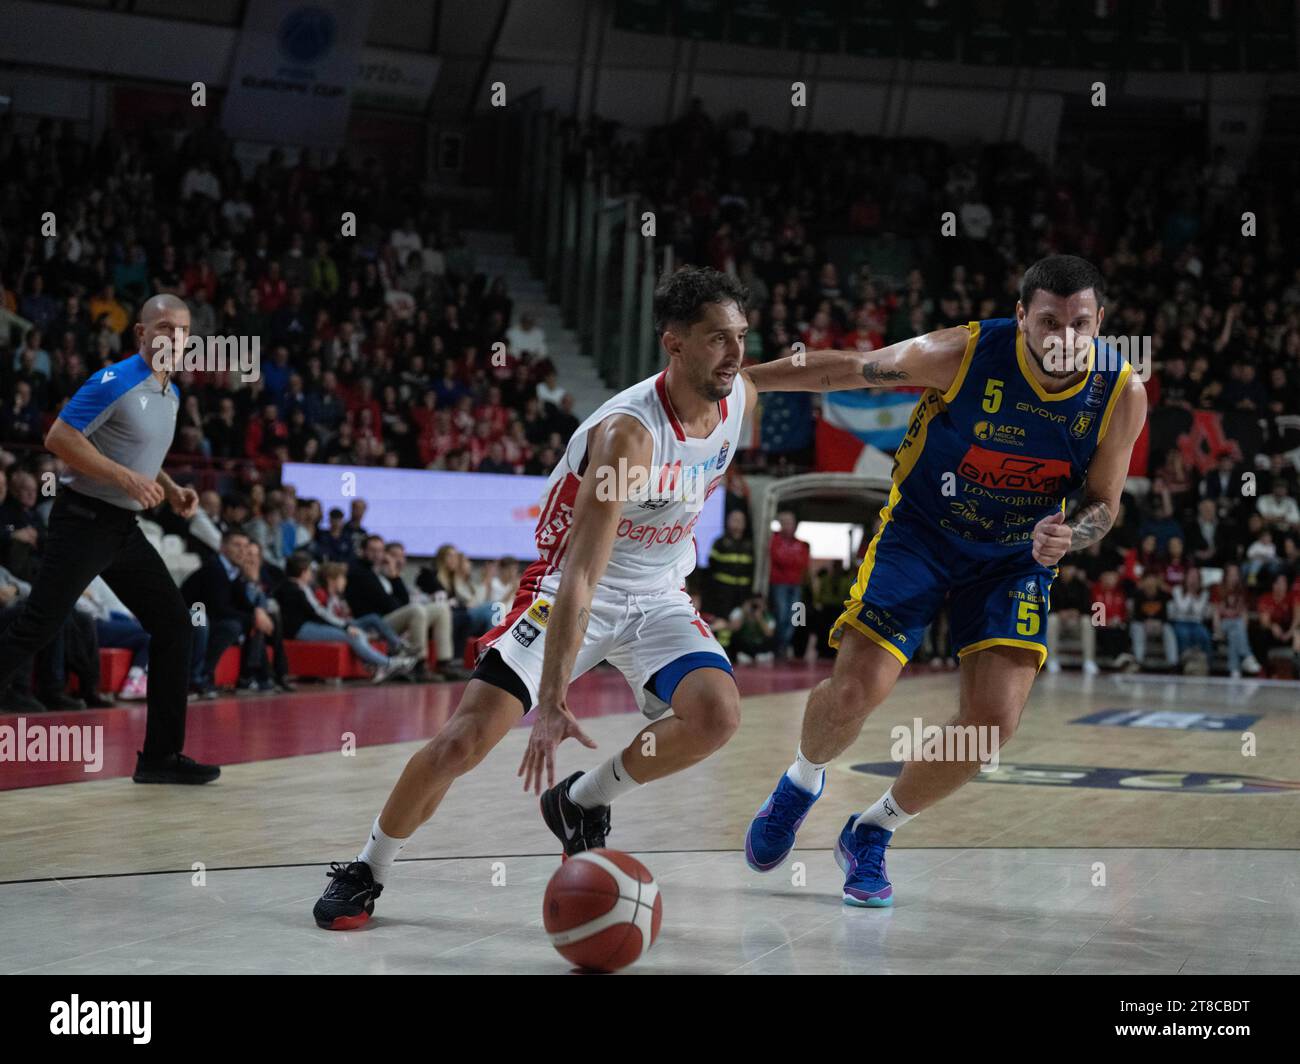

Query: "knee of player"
(824, 672), (880, 721)
(430, 720), (490, 774)
(681, 691), (741, 749)
(959, 702), (1021, 744)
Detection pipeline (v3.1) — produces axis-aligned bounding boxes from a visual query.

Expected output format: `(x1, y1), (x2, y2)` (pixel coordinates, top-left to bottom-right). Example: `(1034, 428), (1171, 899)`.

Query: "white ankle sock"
(357, 816), (408, 884)
(569, 753), (641, 809)
(785, 747), (827, 793)
(854, 789), (916, 833)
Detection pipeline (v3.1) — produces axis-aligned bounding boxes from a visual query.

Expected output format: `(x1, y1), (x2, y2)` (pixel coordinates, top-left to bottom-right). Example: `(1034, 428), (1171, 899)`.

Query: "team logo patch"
(715, 440), (730, 469)
(526, 599), (550, 627)
(512, 619), (541, 647)
(1085, 372), (1107, 408)
(1069, 411), (1095, 439)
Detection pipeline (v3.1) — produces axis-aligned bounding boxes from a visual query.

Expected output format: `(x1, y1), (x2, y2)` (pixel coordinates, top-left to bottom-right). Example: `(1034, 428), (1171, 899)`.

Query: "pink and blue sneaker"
(835, 815), (894, 907)
(745, 772), (823, 872)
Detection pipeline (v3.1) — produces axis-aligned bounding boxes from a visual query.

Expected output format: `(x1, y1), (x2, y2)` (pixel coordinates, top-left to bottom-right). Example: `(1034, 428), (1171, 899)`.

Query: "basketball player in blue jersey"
(745, 254), (1147, 906)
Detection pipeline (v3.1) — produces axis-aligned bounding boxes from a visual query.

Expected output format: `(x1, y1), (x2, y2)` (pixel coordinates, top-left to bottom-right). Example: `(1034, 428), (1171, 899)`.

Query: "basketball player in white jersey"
(313, 266), (874, 929)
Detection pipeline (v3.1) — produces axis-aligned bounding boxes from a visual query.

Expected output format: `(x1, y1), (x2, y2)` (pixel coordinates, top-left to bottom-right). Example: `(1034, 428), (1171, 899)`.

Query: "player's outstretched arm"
(518, 414), (653, 794)
(1031, 372), (1148, 566)
(740, 324), (970, 396)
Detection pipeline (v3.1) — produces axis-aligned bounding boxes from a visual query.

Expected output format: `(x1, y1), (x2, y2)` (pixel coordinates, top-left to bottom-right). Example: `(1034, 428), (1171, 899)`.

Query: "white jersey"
(527, 369), (746, 594)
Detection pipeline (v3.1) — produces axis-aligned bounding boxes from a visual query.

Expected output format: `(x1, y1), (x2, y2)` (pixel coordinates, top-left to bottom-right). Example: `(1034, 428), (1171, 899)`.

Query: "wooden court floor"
(1, 666), (1297, 974)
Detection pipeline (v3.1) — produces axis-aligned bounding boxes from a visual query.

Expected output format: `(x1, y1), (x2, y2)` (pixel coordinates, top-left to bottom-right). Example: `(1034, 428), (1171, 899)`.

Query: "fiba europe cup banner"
(222, 0), (375, 149)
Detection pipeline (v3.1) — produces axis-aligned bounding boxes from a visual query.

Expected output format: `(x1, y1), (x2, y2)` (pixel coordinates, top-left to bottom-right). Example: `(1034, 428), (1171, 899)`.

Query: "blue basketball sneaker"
(835, 815), (894, 907)
(745, 772), (823, 872)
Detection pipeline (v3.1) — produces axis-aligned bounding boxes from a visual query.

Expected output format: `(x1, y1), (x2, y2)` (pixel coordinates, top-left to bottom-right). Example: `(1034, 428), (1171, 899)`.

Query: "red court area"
(0, 662), (833, 790)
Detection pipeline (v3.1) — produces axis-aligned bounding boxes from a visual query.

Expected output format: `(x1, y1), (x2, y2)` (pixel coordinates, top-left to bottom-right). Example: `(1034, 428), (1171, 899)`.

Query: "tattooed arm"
(1033, 373), (1148, 566)
(519, 414), (651, 793)
(740, 325), (970, 403)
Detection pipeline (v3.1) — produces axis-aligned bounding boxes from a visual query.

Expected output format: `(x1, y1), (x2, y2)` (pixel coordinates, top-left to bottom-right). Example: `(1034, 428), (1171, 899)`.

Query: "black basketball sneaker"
(540, 771), (611, 856)
(313, 861), (383, 930)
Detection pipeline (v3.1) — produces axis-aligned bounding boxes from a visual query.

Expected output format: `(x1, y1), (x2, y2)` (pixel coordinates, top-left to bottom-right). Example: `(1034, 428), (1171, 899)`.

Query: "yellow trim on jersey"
(1015, 330), (1095, 402)
(957, 637), (1048, 672)
(1097, 360), (1134, 443)
(940, 321), (981, 404)
(829, 605), (910, 664)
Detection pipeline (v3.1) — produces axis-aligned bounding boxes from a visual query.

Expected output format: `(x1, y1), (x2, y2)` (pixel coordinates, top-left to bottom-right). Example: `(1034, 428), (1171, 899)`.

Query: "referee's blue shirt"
(57, 352), (181, 511)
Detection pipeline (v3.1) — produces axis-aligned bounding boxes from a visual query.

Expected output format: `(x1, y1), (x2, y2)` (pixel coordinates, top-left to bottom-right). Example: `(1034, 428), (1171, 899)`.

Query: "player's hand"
(118, 469), (165, 509)
(518, 695), (597, 795)
(168, 484), (199, 519)
(1032, 511), (1072, 567)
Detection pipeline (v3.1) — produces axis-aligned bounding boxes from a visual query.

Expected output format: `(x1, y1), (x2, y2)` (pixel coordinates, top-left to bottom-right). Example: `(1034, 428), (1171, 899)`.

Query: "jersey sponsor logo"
(512, 618), (541, 647)
(616, 512), (701, 550)
(1069, 411), (1095, 439)
(973, 420), (1027, 447)
(1014, 401), (1067, 424)
(848, 760), (1300, 794)
(526, 599), (550, 627)
(948, 499), (994, 529)
(959, 482), (1040, 508)
(958, 444), (1072, 495)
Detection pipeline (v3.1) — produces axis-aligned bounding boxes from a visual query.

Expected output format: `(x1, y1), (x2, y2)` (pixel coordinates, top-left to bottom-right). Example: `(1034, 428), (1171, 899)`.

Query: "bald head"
(140, 293), (190, 324)
(135, 293), (191, 372)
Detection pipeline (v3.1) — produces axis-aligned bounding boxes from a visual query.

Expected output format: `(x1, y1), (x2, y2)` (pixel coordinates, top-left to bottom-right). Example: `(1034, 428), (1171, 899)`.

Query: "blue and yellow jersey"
(883, 317), (1132, 560)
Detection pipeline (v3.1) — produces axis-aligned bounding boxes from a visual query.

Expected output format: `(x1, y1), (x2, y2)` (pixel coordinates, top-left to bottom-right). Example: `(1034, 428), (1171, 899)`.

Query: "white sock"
(357, 816), (408, 884)
(785, 747), (827, 794)
(570, 752), (642, 809)
(854, 789), (916, 833)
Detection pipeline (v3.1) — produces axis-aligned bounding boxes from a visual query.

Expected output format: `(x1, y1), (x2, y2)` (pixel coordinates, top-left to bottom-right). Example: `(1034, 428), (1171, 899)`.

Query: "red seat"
(98, 648), (133, 693)
(213, 646), (243, 687)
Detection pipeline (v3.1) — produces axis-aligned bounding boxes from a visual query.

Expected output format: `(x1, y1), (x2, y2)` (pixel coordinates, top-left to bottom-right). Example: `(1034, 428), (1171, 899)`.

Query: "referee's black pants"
(0, 489), (192, 757)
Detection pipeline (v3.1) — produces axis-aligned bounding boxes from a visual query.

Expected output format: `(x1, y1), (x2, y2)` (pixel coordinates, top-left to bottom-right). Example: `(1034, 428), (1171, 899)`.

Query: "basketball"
(543, 849), (662, 972)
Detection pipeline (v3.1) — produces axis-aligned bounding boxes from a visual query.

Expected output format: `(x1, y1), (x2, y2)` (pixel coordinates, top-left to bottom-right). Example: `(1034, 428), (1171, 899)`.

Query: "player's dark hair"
(1019, 255), (1105, 309)
(653, 265), (748, 337)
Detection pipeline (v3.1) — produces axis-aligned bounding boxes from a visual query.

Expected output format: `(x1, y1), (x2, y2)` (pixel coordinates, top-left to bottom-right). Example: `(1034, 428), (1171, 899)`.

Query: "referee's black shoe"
(132, 751), (221, 785)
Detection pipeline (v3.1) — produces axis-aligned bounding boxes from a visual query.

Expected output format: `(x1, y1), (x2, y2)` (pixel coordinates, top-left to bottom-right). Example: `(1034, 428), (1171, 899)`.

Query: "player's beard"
(1025, 332), (1090, 380)
(691, 359), (735, 402)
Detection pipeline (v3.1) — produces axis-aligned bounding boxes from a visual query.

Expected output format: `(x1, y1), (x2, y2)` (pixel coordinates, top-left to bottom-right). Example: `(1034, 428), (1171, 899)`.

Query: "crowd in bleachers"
(0, 113), (581, 484)
(2, 100), (1300, 692)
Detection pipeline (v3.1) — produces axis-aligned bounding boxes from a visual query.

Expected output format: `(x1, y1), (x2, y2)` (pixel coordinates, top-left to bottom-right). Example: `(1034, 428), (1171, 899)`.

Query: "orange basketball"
(543, 849), (662, 972)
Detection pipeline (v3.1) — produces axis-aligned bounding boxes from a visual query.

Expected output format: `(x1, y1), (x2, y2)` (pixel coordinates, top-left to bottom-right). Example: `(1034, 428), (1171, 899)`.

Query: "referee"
(0, 294), (220, 784)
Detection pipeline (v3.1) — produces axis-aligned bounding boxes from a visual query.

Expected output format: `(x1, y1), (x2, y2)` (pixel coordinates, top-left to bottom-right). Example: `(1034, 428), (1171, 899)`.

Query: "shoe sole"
(132, 772), (221, 785)
(315, 911), (371, 931)
(834, 839), (894, 907)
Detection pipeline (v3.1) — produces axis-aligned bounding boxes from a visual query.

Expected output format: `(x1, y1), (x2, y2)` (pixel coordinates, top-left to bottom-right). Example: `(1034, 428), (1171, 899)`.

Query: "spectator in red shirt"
(1251, 573), (1300, 670)
(1090, 570), (1137, 669)
(257, 261), (288, 313)
(768, 509), (810, 660)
